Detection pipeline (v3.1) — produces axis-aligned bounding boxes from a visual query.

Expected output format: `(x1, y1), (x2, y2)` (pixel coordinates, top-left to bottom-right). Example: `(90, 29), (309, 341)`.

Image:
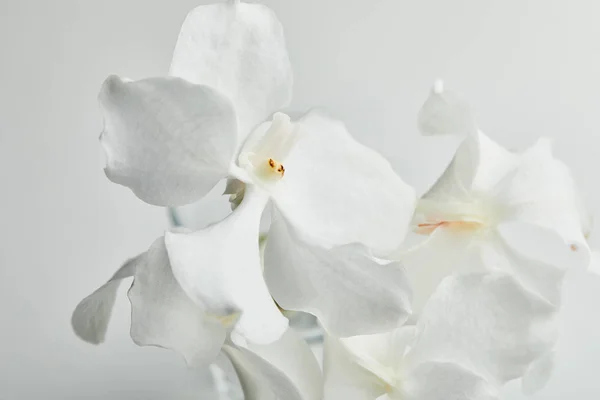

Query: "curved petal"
(485, 228), (568, 307)
(417, 80), (477, 137)
(420, 131), (518, 205)
(340, 326), (417, 386)
(71, 256), (138, 344)
(99, 75), (238, 206)
(170, 2), (293, 138)
(127, 236), (226, 367)
(494, 138), (590, 264)
(323, 335), (388, 400)
(406, 272), (558, 386)
(223, 328), (323, 400)
(272, 110), (416, 254)
(521, 351), (554, 395)
(395, 229), (481, 316)
(400, 361), (499, 400)
(264, 215), (412, 337)
(165, 187), (288, 344)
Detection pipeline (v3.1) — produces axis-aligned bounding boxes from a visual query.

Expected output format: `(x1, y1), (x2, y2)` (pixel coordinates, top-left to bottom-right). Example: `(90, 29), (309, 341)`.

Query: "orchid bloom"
(399, 81), (591, 315)
(324, 271), (558, 400)
(73, 0), (414, 361)
(71, 235), (323, 400)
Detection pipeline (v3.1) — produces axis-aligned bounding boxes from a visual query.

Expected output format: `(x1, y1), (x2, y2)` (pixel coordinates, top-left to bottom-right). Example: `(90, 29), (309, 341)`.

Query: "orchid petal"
(170, 2), (293, 138)
(264, 216), (411, 337)
(400, 361), (499, 400)
(495, 138), (590, 264)
(323, 335), (388, 400)
(71, 256), (137, 344)
(165, 188), (288, 344)
(224, 329), (323, 400)
(264, 216), (412, 337)
(127, 236), (226, 367)
(420, 131), (518, 204)
(407, 272), (557, 385)
(272, 111), (415, 254)
(396, 229), (481, 315)
(99, 75), (237, 206)
(521, 351), (555, 395)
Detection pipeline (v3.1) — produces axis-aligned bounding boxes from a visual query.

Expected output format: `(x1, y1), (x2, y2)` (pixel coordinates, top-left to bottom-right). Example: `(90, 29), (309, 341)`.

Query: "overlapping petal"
(264, 216), (412, 337)
(165, 188), (288, 345)
(127, 236), (226, 367)
(170, 1), (293, 139)
(271, 110), (416, 254)
(224, 329), (323, 400)
(99, 76), (238, 206)
(71, 256), (138, 344)
(72, 235), (228, 367)
(406, 272), (558, 385)
(323, 326), (500, 400)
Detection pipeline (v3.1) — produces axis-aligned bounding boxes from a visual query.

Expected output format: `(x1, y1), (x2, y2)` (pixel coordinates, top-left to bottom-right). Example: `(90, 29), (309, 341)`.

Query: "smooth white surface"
(2, 0), (600, 399)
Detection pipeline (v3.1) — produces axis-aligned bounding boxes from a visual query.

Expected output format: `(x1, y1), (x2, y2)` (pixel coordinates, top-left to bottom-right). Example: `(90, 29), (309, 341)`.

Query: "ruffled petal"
(170, 2), (293, 138)
(483, 228), (568, 306)
(223, 328), (323, 400)
(400, 361), (499, 400)
(406, 272), (558, 386)
(165, 188), (288, 344)
(396, 229), (480, 315)
(127, 236), (226, 367)
(264, 216), (412, 337)
(272, 111), (416, 254)
(494, 138), (590, 264)
(323, 335), (388, 400)
(99, 75), (238, 206)
(71, 256), (138, 344)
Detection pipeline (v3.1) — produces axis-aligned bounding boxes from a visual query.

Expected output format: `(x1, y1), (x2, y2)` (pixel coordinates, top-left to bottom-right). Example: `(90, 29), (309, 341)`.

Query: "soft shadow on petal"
(127, 236), (226, 367)
(165, 187), (288, 345)
(407, 272), (558, 386)
(170, 2), (293, 139)
(223, 329), (323, 400)
(323, 335), (388, 400)
(264, 215), (412, 337)
(400, 361), (499, 400)
(395, 229), (479, 316)
(494, 138), (590, 266)
(99, 75), (237, 206)
(71, 256), (138, 344)
(272, 110), (416, 254)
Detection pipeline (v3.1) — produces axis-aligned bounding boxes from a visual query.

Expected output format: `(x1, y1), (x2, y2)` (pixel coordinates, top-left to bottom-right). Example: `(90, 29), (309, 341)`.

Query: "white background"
(2, 0), (600, 398)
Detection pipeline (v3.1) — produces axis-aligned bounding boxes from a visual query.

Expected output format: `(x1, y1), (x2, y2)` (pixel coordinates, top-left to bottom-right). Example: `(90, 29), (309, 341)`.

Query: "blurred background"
(1, 0), (600, 398)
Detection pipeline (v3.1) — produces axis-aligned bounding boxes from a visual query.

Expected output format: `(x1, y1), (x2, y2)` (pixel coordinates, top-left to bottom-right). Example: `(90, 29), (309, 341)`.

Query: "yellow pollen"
(268, 158), (285, 177)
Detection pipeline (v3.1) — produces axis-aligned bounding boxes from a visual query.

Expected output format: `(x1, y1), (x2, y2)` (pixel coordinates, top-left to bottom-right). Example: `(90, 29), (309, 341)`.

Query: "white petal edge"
(272, 110), (416, 254)
(264, 215), (412, 337)
(323, 334), (388, 400)
(406, 272), (558, 386)
(127, 236), (226, 367)
(99, 75), (238, 206)
(71, 256), (138, 344)
(165, 187), (288, 344)
(224, 328), (323, 400)
(170, 2), (293, 139)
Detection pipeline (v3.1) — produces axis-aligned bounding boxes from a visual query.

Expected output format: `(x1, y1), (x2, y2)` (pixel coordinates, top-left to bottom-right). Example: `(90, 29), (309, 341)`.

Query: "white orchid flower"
(94, 0), (415, 346)
(324, 271), (558, 400)
(71, 235), (323, 400)
(399, 81), (591, 314)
